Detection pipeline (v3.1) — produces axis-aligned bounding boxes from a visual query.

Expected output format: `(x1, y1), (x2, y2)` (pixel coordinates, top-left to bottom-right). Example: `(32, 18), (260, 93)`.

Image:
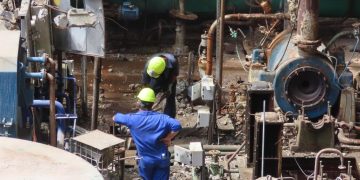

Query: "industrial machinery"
(2, 0), (360, 179)
(0, 0), (105, 147)
(181, 0), (360, 179)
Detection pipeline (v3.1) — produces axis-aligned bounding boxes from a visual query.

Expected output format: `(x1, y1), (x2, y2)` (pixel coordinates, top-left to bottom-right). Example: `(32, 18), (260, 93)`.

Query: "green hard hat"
(147, 56), (166, 78)
(137, 88), (156, 103)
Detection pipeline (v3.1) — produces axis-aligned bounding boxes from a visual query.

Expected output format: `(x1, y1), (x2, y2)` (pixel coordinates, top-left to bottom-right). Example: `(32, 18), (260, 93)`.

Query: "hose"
(324, 30), (353, 52)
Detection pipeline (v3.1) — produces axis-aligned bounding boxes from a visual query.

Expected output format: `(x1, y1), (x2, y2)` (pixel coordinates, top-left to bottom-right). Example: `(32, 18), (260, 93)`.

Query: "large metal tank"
(109, 0), (360, 17)
(0, 137), (103, 179)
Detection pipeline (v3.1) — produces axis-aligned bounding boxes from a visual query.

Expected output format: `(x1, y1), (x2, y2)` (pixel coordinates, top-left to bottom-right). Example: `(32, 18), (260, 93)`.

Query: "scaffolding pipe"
(205, 13), (289, 75)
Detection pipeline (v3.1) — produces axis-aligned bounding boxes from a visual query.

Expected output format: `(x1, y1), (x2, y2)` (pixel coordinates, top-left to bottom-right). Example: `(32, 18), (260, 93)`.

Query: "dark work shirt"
(142, 53), (179, 93)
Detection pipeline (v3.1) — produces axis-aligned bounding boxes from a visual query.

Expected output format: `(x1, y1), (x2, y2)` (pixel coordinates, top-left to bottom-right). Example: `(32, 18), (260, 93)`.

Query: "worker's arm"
(113, 113), (131, 127)
(161, 131), (179, 146)
(161, 117), (182, 146)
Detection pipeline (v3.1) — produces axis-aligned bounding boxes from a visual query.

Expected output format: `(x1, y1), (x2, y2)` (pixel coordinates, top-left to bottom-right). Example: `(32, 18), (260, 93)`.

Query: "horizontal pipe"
(336, 121), (360, 132)
(206, 13), (289, 75)
(340, 144), (360, 150)
(25, 72), (45, 79)
(55, 116), (77, 120)
(169, 144), (242, 152)
(337, 128), (360, 145)
(32, 100), (65, 114)
(27, 56), (46, 63)
(284, 123), (296, 127)
(170, 150), (244, 159)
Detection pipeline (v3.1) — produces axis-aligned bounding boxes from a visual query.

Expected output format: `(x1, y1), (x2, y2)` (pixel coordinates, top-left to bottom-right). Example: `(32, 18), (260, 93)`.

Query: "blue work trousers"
(163, 81), (177, 118)
(138, 159), (170, 180)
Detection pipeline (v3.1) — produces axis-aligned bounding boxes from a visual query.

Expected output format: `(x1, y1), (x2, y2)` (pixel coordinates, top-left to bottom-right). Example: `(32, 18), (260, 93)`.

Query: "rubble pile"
(0, 0), (18, 30)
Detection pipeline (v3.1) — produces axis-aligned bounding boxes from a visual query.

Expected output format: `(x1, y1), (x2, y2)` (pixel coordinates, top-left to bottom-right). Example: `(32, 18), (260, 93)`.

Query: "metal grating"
(71, 130), (125, 178)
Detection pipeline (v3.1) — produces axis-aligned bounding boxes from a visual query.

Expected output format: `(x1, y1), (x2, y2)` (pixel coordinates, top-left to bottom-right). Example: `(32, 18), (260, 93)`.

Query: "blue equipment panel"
(0, 30), (20, 137)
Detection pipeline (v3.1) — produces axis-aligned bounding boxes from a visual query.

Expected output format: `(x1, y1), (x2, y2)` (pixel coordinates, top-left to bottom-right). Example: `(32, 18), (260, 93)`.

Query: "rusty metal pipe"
(206, 13), (289, 75)
(225, 141), (245, 180)
(91, 57), (101, 130)
(336, 121), (360, 132)
(337, 128), (360, 145)
(44, 56), (57, 147)
(296, 0), (319, 41)
(46, 73), (56, 147)
(313, 148), (345, 179)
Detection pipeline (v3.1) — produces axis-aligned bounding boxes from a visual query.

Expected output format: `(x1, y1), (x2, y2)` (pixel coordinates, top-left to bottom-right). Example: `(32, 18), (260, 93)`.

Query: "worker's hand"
(161, 138), (171, 147)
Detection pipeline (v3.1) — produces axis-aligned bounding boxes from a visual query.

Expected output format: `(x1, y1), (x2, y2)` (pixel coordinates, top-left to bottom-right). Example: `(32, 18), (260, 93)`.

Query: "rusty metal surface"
(206, 13), (289, 75)
(52, 0), (105, 57)
(72, 130), (125, 150)
(296, 0), (320, 49)
(0, 30), (19, 72)
(169, 9), (198, 20)
(0, 137), (103, 179)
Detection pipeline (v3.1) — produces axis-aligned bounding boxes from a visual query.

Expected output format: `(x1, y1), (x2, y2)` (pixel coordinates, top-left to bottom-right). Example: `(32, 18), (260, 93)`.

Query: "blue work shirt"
(114, 110), (181, 164)
(142, 53), (179, 94)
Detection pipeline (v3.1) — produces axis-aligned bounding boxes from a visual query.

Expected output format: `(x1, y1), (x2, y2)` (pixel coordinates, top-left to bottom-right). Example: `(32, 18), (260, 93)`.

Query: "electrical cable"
(273, 0), (300, 70)
(338, 36), (359, 84)
(104, 17), (128, 31)
(235, 42), (248, 72)
(293, 157), (313, 179)
(273, 29), (294, 70)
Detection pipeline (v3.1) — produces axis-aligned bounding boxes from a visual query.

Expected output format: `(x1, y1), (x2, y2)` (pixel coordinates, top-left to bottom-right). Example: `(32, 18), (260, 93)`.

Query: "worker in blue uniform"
(113, 87), (182, 180)
(142, 53), (179, 118)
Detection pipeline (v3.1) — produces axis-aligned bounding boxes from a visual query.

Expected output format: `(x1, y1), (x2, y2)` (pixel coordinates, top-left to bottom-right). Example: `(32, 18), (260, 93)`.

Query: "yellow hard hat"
(137, 88), (156, 103)
(53, 0), (61, 6)
(147, 57), (166, 78)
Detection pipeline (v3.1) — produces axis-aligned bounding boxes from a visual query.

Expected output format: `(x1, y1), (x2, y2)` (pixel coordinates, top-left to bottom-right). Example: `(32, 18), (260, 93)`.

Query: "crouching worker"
(113, 87), (182, 180)
(142, 54), (179, 118)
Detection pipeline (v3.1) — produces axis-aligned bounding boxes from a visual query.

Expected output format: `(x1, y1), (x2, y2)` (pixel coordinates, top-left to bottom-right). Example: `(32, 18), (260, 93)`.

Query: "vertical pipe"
(57, 51), (63, 98)
(81, 56), (88, 116)
(119, 149), (125, 180)
(179, 0), (185, 14)
(45, 57), (57, 147)
(261, 100), (266, 177)
(296, 0), (319, 41)
(216, 0), (225, 111)
(91, 57), (101, 130)
(47, 73), (56, 146)
(216, 0), (225, 86)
